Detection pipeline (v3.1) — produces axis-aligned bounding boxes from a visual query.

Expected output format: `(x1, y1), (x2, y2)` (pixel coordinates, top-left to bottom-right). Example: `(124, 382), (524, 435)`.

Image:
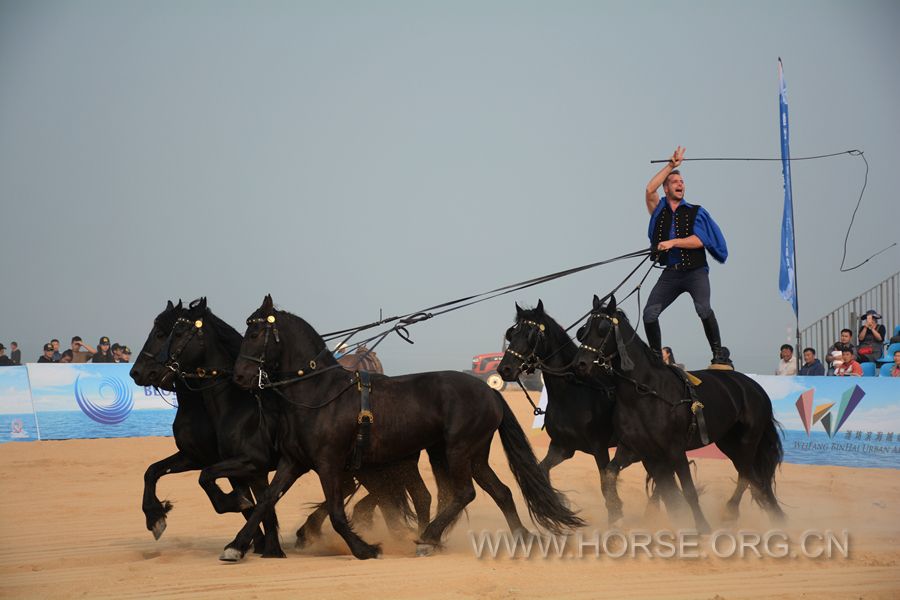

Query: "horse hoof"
(353, 543), (381, 560)
(219, 547), (244, 562)
(261, 549), (287, 559)
(415, 543), (436, 557)
(151, 518), (167, 540)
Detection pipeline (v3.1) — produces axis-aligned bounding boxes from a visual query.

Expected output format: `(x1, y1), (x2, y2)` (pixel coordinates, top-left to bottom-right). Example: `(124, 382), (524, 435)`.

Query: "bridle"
(576, 312), (620, 372)
(502, 319), (545, 375)
(239, 312), (341, 391)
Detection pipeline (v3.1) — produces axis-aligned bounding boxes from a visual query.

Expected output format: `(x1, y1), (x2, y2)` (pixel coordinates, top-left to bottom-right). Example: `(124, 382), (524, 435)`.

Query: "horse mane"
(519, 307), (578, 360)
(272, 308), (338, 367)
(202, 309), (243, 358)
(612, 308), (665, 367)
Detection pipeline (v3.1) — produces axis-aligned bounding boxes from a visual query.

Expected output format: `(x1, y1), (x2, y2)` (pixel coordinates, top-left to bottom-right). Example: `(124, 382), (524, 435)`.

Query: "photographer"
(857, 310), (886, 363)
(69, 336), (96, 364)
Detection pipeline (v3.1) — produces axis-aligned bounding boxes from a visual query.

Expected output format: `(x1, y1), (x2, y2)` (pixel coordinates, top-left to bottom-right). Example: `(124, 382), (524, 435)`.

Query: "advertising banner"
(0, 366), (37, 443)
(751, 375), (900, 470)
(531, 375), (900, 469)
(23, 363), (177, 441)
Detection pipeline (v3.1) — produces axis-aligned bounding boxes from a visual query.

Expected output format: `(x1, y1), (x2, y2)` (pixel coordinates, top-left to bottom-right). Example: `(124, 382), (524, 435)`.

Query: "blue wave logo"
(74, 374), (134, 424)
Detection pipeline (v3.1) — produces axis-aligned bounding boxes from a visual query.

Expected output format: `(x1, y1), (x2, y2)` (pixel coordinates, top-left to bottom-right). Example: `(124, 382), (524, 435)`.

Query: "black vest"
(653, 203), (708, 271)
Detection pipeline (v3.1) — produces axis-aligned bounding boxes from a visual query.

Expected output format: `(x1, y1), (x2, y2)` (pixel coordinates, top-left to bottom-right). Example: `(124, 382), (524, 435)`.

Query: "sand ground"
(1, 390), (898, 599)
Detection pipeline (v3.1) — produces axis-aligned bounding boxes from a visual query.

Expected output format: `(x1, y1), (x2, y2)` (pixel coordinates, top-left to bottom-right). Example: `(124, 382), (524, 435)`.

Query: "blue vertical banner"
(778, 58), (799, 316)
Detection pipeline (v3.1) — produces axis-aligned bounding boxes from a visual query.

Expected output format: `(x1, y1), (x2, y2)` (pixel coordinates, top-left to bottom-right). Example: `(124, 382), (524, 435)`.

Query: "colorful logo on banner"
(74, 374), (135, 424)
(795, 384), (865, 438)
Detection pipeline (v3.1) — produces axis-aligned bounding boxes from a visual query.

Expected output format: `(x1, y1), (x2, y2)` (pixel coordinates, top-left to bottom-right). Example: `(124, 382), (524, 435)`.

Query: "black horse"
(574, 295), (785, 530)
(162, 298), (431, 553)
(130, 300), (269, 552)
(497, 300), (654, 524)
(221, 294), (583, 561)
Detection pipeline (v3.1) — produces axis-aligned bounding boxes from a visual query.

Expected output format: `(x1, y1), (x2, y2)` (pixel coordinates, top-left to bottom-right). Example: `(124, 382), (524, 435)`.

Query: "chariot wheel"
(486, 373), (506, 391)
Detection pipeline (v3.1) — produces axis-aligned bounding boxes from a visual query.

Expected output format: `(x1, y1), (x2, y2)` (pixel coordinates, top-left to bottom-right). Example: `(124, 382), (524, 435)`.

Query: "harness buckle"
(357, 409), (374, 424)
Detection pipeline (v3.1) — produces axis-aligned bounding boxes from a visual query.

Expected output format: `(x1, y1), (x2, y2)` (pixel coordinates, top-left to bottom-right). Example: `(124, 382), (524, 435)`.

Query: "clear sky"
(2, 0), (898, 375)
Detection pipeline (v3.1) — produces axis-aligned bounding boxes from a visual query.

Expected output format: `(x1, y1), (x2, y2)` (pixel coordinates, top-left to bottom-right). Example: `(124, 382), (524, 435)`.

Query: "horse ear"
(592, 294), (601, 311)
(262, 294), (274, 311)
(607, 294), (617, 314)
(199, 297), (207, 311)
(176, 299), (183, 310)
(536, 299), (544, 313)
(166, 300), (174, 310)
(515, 302), (523, 316)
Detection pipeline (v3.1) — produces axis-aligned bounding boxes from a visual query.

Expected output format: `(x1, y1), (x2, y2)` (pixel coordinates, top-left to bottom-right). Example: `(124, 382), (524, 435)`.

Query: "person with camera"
(857, 310), (885, 363)
(69, 336), (96, 364)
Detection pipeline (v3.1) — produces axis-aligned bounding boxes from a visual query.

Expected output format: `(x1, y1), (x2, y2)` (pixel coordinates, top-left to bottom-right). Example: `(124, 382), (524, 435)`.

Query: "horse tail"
(496, 394), (585, 534)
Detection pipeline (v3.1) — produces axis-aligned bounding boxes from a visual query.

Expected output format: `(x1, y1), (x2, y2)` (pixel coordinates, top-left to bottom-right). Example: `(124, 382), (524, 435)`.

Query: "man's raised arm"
(645, 146), (685, 214)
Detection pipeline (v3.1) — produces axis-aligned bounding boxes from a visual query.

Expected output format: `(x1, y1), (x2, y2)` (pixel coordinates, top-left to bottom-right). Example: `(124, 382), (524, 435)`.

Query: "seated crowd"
(0, 336), (133, 366)
(777, 309), (900, 377)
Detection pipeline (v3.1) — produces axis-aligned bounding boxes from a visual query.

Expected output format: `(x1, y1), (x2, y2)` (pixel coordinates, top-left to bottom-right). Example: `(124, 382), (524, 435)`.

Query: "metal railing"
(800, 272), (899, 358)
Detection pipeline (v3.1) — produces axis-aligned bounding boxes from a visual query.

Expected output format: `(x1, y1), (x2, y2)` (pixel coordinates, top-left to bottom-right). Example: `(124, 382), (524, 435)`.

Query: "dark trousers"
(643, 268), (714, 324)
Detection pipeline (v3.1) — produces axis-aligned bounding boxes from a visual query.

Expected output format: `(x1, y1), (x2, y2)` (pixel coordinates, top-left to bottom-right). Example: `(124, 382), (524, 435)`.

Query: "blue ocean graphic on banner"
(21, 364), (177, 441)
(749, 375), (900, 469)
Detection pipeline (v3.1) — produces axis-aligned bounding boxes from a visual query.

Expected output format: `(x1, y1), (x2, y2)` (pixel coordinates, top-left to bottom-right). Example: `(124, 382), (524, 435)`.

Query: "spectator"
(826, 329), (856, 375)
(50, 339), (62, 362)
(0, 344), (12, 367)
(834, 345), (863, 377)
(59, 350), (74, 363)
(120, 346), (132, 363)
(776, 344), (798, 376)
(891, 350), (900, 378)
(91, 336), (115, 363)
(9, 342), (21, 365)
(661, 346), (685, 370)
(857, 310), (886, 363)
(37, 343), (56, 363)
(799, 347), (825, 376)
(70, 336), (96, 363)
(111, 343), (122, 362)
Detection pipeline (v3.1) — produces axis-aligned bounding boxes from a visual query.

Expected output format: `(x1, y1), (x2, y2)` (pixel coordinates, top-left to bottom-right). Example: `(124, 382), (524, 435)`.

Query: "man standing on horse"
(643, 146), (731, 367)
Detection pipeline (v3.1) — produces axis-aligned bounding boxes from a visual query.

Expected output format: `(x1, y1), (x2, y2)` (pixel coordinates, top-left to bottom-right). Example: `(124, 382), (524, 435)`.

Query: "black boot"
(644, 320), (662, 360)
(701, 313), (733, 367)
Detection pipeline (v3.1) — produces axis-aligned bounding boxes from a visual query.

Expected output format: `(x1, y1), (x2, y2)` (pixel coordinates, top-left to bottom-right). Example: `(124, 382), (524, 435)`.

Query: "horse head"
(234, 294), (334, 390)
(574, 294), (624, 377)
(497, 300), (549, 382)
(130, 299), (184, 390)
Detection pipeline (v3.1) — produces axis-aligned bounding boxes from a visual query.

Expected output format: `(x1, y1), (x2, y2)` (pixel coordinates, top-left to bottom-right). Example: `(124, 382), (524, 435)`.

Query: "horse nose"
(575, 358), (590, 377)
(497, 364), (512, 381)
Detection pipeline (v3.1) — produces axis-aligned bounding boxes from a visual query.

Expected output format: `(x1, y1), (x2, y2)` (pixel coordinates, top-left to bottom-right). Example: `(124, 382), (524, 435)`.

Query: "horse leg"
(248, 476), (285, 558)
(298, 476), (358, 548)
(472, 446), (526, 536)
(645, 462), (684, 524)
(320, 465), (381, 560)
(673, 455), (711, 534)
(197, 458), (257, 514)
(539, 441), (574, 479)
(295, 503), (329, 549)
(427, 446), (453, 516)
(417, 448), (477, 556)
(601, 444), (641, 525)
(402, 460), (432, 536)
(351, 492), (379, 530)
(220, 458), (305, 562)
(722, 476), (750, 522)
(142, 451), (200, 539)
